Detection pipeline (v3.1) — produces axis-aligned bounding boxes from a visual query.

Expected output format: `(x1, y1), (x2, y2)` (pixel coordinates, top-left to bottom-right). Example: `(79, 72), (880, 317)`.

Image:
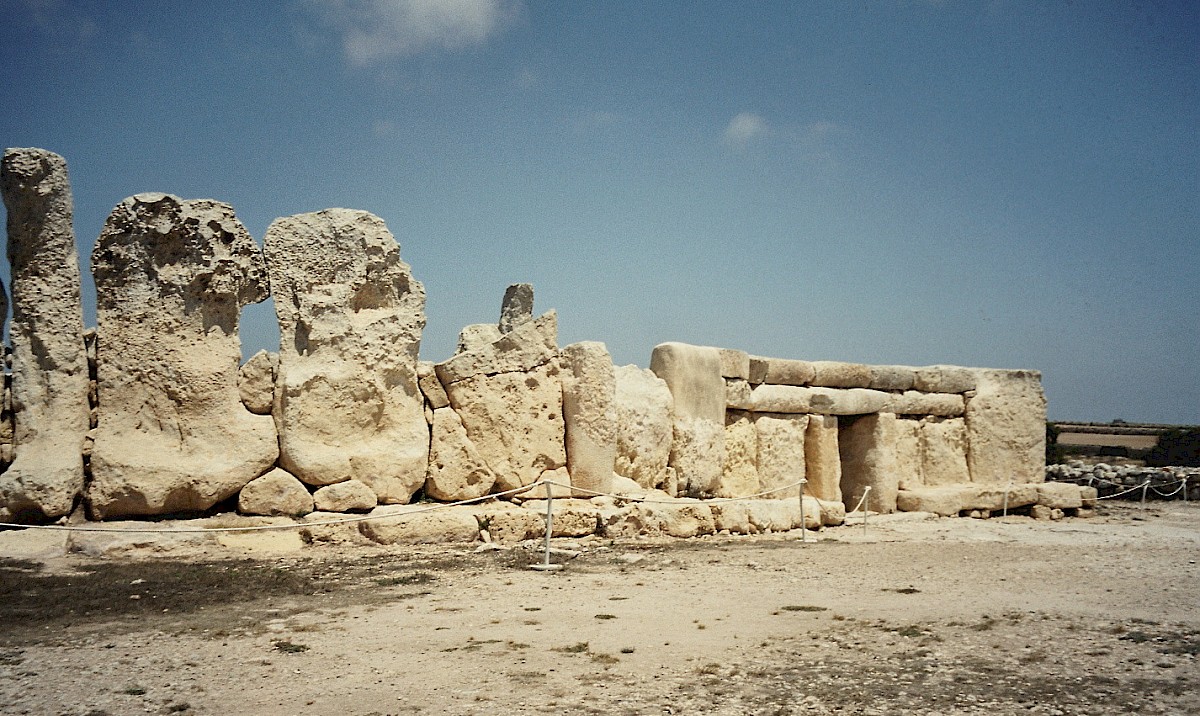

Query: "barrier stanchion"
(799, 479), (808, 544)
(1141, 480), (1149, 511)
(530, 482), (562, 572)
(1185, 477), (1190, 504)
(1002, 481), (1011, 518)
(861, 487), (872, 535)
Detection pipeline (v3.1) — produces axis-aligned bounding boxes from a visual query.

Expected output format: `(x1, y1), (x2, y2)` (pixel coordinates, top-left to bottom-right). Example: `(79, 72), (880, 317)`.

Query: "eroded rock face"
(650, 342), (725, 497)
(839, 413), (900, 514)
(424, 407), (495, 502)
(804, 414), (842, 503)
(965, 369), (1046, 485)
(265, 209), (428, 503)
(0, 148), (90, 520)
(87, 193), (278, 518)
(755, 413), (808, 499)
(560, 341), (616, 496)
(612, 365), (673, 490)
(498, 282), (533, 333)
(238, 350), (277, 415)
(238, 468), (313, 516)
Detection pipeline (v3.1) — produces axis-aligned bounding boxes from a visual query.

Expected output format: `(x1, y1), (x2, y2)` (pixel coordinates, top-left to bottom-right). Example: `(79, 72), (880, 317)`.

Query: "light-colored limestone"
(473, 504), (544, 544)
(884, 390), (965, 417)
(921, 418), (971, 487)
(958, 483), (1038, 511)
(612, 365), (673, 490)
(445, 361), (565, 492)
(313, 479), (377, 512)
(869, 365), (916, 392)
(839, 413), (900, 513)
(498, 282), (534, 333)
(748, 356), (770, 384)
(810, 361), (873, 388)
(436, 311), (558, 385)
(816, 497), (846, 526)
(424, 407), (496, 502)
(719, 410), (759, 498)
(87, 193), (278, 519)
(1079, 485), (1098, 509)
(897, 487), (966, 516)
(807, 387), (890, 415)
(560, 341), (616, 496)
(238, 468), (314, 516)
(1, 148), (90, 520)
(456, 323), (502, 354)
(416, 361), (450, 409)
(746, 499), (800, 533)
(238, 350), (277, 415)
(359, 505), (481, 544)
(631, 501), (716, 538)
(894, 418), (923, 491)
(749, 384), (812, 413)
(1036, 482), (1083, 509)
(669, 417), (725, 497)
(651, 343), (725, 497)
(520, 499), (600, 537)
(804, 414), (842, 503)
(761, 358), (815, 386)
(718, 348), (750, 380)
(266, 209), (428, 504)
(709, 501), (752, 534)
(964, 369), (1046, 485)
(913, 365), (976, 394)
(755, 413), (808, 499)
(725, 379), (754, 410)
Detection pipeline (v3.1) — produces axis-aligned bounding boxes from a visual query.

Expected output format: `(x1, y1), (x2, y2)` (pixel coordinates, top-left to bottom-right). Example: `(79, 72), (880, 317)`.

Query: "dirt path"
(2, 502), (1198, 715)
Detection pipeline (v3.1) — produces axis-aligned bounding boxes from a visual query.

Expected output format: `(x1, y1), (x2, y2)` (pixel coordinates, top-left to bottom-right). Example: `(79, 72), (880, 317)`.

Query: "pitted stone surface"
(238, 468), (314, 516)
(498, 282), (534, 333)
(804, 414), (842, 503)
(921, 417), (971, 487)
(238, 350), (278, 415)
(913, 365), (977, 394)
(561, 341), (616, 495)
(87, 193), (277, 519)
(424, 406), (495, 502)
(839, 413), (900, 514)
(651, 343), (725, 496)
(720, 410), (759, 498)
(437, 311), (558, 385)
(0, 148), (90, 520)
(755, 413), (808, 499)
(613, 365), (673, 490)
(313, 479), (377, 512)
(265, 209), (428, 503)
(965, 369), (1046, 485)
(884, 390), (965, 417)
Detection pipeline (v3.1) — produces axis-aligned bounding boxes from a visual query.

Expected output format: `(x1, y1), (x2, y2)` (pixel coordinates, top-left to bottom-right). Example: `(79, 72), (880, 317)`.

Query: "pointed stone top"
(499, 282), (534, 333)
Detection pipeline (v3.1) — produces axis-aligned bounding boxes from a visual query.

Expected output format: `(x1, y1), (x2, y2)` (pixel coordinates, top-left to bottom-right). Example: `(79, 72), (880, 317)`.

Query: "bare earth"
(1, 502), (1198, 715)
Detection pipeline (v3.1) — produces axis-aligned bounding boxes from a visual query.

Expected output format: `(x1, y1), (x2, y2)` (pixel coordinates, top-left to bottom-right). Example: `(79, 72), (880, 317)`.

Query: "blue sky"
(2, 0), (1197, 424)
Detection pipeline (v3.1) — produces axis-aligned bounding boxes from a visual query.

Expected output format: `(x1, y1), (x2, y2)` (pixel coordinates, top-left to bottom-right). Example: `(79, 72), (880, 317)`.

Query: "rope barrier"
(1094, 481), (1153, 501)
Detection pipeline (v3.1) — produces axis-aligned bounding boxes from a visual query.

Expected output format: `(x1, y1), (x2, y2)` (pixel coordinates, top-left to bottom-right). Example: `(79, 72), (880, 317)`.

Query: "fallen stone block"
(1036, 482), (1083, 509)
(238, 468), (314, 517)
(313, 480), (377, 513)
(958, 483), (1039, 512)
(359, 505), (481, 544)
(896, 487), (967, 517)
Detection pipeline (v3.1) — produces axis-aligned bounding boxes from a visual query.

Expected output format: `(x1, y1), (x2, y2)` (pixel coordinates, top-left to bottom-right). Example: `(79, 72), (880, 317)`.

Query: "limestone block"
(913, 365), (976, 394)
(416, 361), (450, 409)
(299, 511), (374, 545)
(1, 148), (90, 520)
(749, 384), (811, 413)
(359, 505), (481, 544)
(808, 387), (890, 415)
(669, 417), (725, 497)
(920, 418), (971, 487)
(424, 407), (496, 502)
(755, 413), (808, 499)
(650, 342), (724, 423)
(520, 499), (600, 537)
(633, 501), (716, 538)
(238, 350), (278, 415)
(810, 361), (873, 388)
(612, 365), (673, 490)
(747, 356), (769, 384)
(238, 468), (314, 516)
(1079, 485), (1098, 509)
(884, 391), (965, 417)
(561, 341), (616, 496)
(964, 369), (1047, 485)
(265, 209), (428, 504)
(804, 414), (842, 503)
(816, 498), (846, 526)
(719, 411), (759, 498)
(896, 487), (966, 516)
(839, 413), (900, 513)
(725, 379), (753, 410)
(1036, 482), (1083, 509)
(445, 361), (566, 492)
(761, 358), (815, 387)
(436, 311), (558, 385)
(869, 365), (916, 392)
(313, 479), (377, 512)
(499, 282), (534, 333)
(474, 505), (544, 544)
(709, 501), (752, 534)
(958, 483), (1038, 511)
(456, 323), (502, 354)
(718, 348), (750, 380)
(746, 499), (799, 533)
(87, 193), (278, 519)
(894, 418), (923, 491)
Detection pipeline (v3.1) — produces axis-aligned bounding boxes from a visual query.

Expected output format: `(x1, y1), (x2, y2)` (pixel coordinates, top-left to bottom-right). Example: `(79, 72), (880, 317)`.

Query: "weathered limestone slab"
(718, 348), (750, 380)
(869, 365), (916, 392)
(804, 414), (842, 503)
(436, 311), (558, 385)
(424, 407), (496, 502)
(897, 486), (966, 516)
(913, 365), (976, 394)
(959, 483), (1038, 511)
(921, 418), (971, 487)
(750, 384), (812, 413)
(761, 358), (815, 386)
(612, 365), (673, 490)
(839, 413), (900, 513)
(725, 379), (753, 410)
(720, 410), (759, 498)
(808, 387), (890, 415)
(884, 390), (965, 417)
(1079, 485), (1098, 509)
(359, 505), (481, 544)
(894, 418), (923, 491)
(473, 504), (544, 543)
(238, 468), (314, 516)
(709, 501), (752, 533)
(445, 361), (566, 492)
(810, 361), (873, 388)
(748, 356), (769, 384)
(416, 361), (449, 409)
(238, 350), (277, 415)
(520, 499), (600, 537)
(631, 501), (716, 538)
(87, 193), (277, 519)
(456, 323), (502, 354)
(498, 282), (534, 333)
(313, 479), (377, 512)
(651, 343), (725, 496)
(746, 499), (800, 533)
(964, 369), (1046, 485)
(1, 148), (90, 520)
(755, 413), (808, 499)
(561, 342), (616, 496)
(816, 497), (846, 526)
(265, 209), (428, 503)
(1036, 482), (1083, 509)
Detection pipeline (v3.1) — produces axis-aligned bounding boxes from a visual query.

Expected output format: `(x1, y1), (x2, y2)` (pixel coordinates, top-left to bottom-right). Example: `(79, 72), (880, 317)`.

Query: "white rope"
(1095, 481), (1153, 501)
(1150, 481), (1187, 498)
(848, 486), (872, 514)
(539, 478), (809, 505)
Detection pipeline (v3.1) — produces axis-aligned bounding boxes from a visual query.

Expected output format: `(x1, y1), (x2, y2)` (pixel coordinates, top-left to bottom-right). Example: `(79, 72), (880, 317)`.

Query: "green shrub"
(1145, 428), (1200, 467)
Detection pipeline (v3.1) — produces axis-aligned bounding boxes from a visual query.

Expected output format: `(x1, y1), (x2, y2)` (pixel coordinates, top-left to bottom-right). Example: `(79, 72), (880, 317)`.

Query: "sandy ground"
(1, 501), (1198, 716)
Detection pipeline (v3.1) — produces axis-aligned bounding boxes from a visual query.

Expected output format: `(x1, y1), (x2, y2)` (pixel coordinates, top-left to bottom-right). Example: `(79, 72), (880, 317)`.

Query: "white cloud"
(723, 112), (770, 146)
(310, 0), (519, 65)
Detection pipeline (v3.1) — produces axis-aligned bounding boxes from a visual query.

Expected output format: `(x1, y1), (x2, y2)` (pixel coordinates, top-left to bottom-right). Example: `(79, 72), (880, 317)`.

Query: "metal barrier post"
(1002, 481), (1011, 518)
(862, 487), (871, 535)
(530, 482), (562, 572)
(799, 479), (808, 543)
(1141, 481), (1149, 511)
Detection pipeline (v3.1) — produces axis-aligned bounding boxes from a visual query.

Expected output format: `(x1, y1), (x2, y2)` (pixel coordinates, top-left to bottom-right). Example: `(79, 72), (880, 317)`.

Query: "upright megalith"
(498, 282), (534, 333)
(0, 148), (90, 520)
(964, 369), (1046, 485)
(87, 193), (278, 518)
(612, 365), (674, 491)
(265, 209), (429, 503)
(650, 342), (725, 497)
(561, 341), (617, 495)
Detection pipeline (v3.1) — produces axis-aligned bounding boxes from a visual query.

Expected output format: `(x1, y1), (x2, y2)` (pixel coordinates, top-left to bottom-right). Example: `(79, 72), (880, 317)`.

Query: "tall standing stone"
(965, 369), (1046, 485)
(612, 364), (674, 490)
(498, 282), (534, 333)
(265, 209), (429, 503)
(804, 414), (842, 503)
(87, 193), (278, 518)
(650, 342), (725, 497)
(755, 413), (808, 499)
(839, 413), (900, 514)
(0, 148), (90, 520)
(560, 341), (617, 496)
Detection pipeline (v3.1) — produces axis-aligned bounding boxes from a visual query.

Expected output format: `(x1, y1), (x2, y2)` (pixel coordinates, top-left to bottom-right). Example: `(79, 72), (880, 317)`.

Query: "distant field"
(1056, 432), (1159, 449)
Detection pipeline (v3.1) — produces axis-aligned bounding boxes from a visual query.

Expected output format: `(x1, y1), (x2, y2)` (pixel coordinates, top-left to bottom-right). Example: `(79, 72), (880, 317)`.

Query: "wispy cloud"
(309, 0), (519, 65)
(11, 0), (97, 42)
(723, 112), (771, 147)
